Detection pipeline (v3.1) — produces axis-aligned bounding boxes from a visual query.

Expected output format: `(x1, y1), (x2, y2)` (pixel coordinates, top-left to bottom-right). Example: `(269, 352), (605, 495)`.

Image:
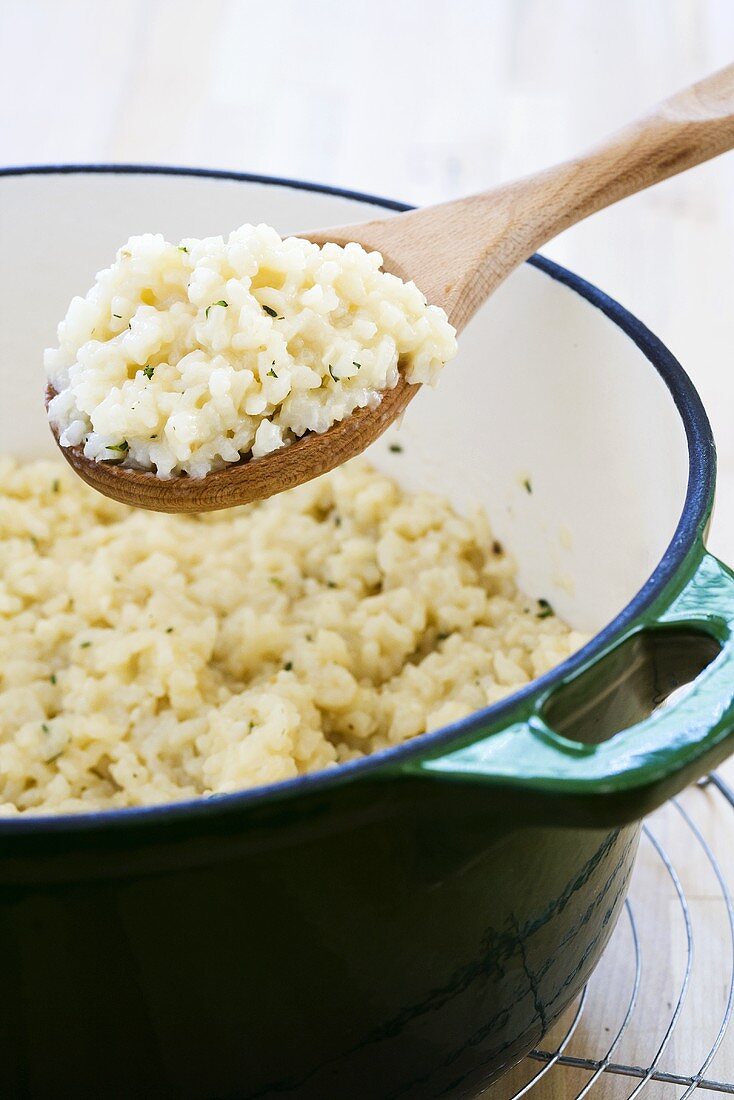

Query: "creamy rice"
(45, 224), (457, 478)
(0, 457), (584, 815)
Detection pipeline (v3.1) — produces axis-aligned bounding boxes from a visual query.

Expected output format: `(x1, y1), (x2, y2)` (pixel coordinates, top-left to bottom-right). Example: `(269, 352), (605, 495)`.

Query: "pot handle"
(397, 550), (734, 826)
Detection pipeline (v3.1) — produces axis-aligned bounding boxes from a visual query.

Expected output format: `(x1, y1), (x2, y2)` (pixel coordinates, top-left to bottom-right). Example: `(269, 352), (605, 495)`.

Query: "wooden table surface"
(2, 2), (733, 1095)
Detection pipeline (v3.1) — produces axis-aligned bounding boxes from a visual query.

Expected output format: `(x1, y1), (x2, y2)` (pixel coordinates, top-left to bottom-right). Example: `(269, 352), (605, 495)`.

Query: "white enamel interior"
(0, 171), (690, 634)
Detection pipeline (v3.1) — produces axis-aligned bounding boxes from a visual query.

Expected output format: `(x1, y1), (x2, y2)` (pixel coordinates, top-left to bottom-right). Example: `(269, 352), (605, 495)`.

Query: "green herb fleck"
(248, 721), (255, 732)
(326, 581), (337, 589)
(270, 576), (283, 587)
(284, 661), (293, 671)
(523, 477), (532, 494)
(437, 632), (450, 641)
(353, 362), (361, 370)
(80, 640), (92, 648)
(46, 749), (64, 764)
(112, 313), (122, 319)
(29, 535), (38, 548)
(143, 365), (154, 380)
(328, 365), (339, 382)
(150, 434), (158, 440)
(305, 633), (313, 642)
(267, 368), (278, 378)
(107, 441), (129, 453)
(166, 627), (174, 634)
(537, 598), (554, 619)
(205, 300), (228, 318)
(178, 245), (189, 253)
(389, 444), (403, 454)
(262, 304), (279, 318)
(52, 479), (60, 493)
(42, 723), (50, 734)
(334, 515), (341, 527)
(492, 540), (503, 556)
(50, 674), (57, 685)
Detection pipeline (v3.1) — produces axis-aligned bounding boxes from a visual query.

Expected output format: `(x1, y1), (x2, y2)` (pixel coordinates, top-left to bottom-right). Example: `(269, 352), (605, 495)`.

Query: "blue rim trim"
(0, 164), (716, 835)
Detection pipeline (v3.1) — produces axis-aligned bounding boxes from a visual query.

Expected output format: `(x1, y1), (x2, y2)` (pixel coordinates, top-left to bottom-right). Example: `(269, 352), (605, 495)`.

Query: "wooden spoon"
(47, 63), (734, 513)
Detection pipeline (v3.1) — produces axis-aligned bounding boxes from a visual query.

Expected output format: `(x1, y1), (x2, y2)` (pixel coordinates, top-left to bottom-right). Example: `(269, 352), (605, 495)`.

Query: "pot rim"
(0, 163), (715, 835)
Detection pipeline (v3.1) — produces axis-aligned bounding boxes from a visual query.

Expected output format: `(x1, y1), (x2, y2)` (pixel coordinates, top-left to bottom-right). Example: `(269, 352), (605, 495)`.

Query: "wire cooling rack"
(491, 773), (734, 1099)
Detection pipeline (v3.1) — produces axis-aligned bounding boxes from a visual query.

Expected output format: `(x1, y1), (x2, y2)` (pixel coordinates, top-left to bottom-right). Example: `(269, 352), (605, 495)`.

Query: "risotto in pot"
(0, 458), (584, 815)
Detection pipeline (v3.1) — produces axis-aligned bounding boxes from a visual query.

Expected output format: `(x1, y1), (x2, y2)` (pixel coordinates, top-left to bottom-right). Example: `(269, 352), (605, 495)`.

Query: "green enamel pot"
(1, 167), (734, 1100)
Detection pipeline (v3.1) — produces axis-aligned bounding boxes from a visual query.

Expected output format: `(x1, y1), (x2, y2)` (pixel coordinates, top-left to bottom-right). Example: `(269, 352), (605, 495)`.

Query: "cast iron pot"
(1, 167), (734, 1100)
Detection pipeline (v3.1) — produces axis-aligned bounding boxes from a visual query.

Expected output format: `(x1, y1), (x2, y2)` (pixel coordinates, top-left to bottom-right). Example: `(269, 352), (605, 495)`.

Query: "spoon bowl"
(45, 376), (418, 512)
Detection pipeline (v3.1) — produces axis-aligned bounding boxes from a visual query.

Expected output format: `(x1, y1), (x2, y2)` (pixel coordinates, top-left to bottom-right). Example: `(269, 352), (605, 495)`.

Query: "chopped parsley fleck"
(389, 444), (403, 454)
(326, 581), (337, 588)
(284, 661), (293, 671)
(267, 368), (278, 378)
(353, 362), (361, 370)
(492, 540), (503, 555)
(107, 441), (129, 453)
(52, 479), (60, 493)
(537, 598), (554, 619)
(523, 477), (533, 494)
(328, 365), (339, 382)
(112, 313), (122, 319)
(80, 641), (92, 648)
(178, 245), (189, 253)
(305, 633), (313, 642)
(437, 632), (450, 641)
(46, 749), (64, 764)
(269, 576), (283, 587)
(29, 535), (38, 548)
(262, 304), (279, 318)
(143, 365), (154, 380)
(50, 674), (57, 685)
(205, 300), (228, 318)
(166, 627), (174, 634)
(150, 434), (158, 440)
(334, 515), (342, 527)
(42, 723), (50, 734)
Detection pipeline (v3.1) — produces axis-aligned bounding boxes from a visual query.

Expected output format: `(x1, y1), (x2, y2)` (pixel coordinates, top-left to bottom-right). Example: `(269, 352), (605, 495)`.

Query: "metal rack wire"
(501, 773), (734, 1098)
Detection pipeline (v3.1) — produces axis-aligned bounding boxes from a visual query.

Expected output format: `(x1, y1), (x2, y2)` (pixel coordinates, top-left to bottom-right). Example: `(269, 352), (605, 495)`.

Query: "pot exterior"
(0, 782), (639, 1099)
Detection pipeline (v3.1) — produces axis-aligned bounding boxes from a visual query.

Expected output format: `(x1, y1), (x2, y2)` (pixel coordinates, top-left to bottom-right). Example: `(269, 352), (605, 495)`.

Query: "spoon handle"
(339, 64), (734, 329)
(525, 60), (734, 237)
